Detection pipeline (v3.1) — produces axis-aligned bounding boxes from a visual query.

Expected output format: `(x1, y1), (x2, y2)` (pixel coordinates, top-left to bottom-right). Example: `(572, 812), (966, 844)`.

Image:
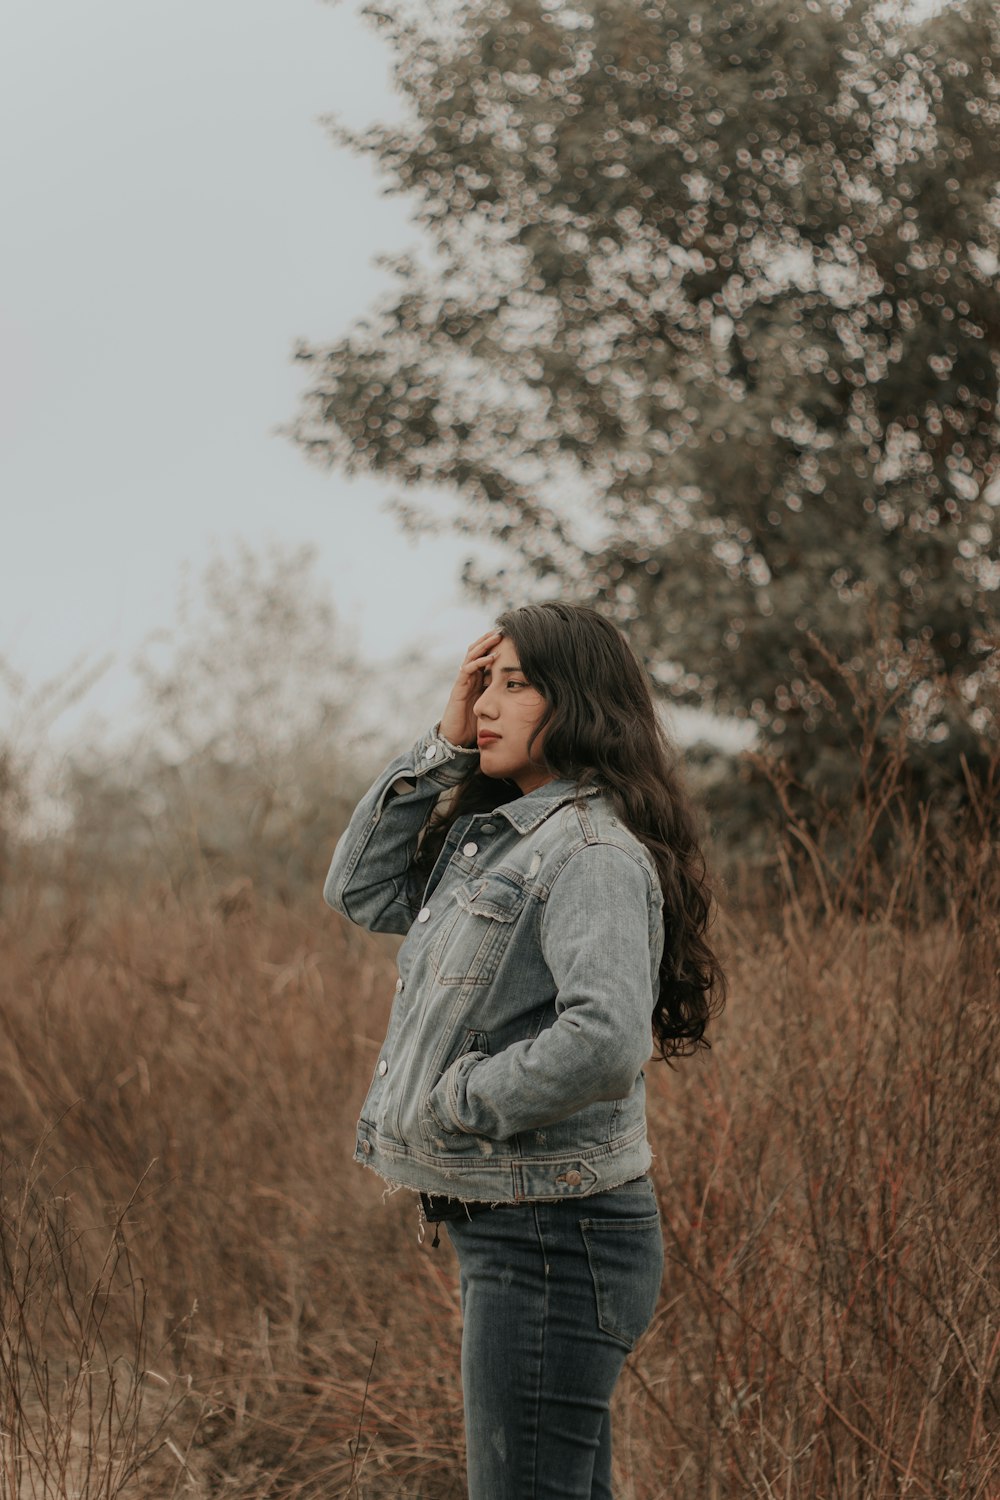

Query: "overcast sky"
(2, 0), (487, 739)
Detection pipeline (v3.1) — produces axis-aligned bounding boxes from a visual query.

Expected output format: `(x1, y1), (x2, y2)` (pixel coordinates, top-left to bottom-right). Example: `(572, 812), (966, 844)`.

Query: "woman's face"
(474, 635), (552, 793)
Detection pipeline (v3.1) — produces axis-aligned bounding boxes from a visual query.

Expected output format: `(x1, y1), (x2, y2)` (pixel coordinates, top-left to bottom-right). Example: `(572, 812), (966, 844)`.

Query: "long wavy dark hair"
(415, 602), (726, 1057)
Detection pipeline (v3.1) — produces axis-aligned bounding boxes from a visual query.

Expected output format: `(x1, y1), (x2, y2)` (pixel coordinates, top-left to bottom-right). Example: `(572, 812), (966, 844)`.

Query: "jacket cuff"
(410, 725), (480, 785)
(435, 723), (479, 753)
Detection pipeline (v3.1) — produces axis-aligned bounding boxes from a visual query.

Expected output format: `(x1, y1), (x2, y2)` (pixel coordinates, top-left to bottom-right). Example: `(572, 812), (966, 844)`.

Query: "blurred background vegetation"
(4, 0), (997, 901)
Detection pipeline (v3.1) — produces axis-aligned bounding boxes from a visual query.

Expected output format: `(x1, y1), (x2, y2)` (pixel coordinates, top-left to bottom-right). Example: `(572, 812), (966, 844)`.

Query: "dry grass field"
(1, 811), (997, 1498)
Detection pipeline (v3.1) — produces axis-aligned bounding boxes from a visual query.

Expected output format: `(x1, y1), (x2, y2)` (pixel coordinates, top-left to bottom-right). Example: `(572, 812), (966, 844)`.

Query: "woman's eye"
(507, 679), (527, 690)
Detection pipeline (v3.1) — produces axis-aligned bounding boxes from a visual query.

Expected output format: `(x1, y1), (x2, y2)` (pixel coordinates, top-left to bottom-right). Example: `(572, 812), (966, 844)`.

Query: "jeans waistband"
(419, 1191), (497, 1224)
(419, 1176), (649, 1224)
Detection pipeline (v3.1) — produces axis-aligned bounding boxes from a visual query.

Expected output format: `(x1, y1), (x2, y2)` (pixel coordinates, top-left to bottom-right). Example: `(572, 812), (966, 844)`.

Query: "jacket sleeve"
(428, 840), (663, 1139)
(323, 726), (480, 936)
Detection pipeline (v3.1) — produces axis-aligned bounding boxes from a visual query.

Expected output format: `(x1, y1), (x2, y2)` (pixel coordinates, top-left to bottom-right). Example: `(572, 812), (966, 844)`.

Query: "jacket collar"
(490, 779), (602, 835)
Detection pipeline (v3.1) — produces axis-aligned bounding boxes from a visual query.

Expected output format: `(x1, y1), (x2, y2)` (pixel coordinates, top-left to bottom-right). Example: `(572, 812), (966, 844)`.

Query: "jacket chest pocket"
(428, 877), (528, 987)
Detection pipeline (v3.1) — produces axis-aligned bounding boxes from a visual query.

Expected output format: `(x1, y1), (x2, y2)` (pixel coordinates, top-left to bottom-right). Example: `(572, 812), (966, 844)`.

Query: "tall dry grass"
(1, 807), (997, 1496)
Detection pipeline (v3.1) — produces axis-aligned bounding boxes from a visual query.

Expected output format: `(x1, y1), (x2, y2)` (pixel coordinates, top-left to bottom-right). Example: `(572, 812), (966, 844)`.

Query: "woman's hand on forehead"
(439, 629), (504, 747)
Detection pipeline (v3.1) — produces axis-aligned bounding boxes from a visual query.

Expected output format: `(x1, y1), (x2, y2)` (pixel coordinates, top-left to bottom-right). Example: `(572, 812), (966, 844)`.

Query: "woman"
(324, 602), (725, 1500)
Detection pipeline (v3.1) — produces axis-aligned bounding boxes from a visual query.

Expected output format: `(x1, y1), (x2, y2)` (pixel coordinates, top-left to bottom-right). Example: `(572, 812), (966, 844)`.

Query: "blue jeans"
(445, 1177), (664, 1499)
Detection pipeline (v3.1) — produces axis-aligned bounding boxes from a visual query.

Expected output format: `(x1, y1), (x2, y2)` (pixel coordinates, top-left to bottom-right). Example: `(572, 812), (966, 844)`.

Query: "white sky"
(1, 0), (487, 739)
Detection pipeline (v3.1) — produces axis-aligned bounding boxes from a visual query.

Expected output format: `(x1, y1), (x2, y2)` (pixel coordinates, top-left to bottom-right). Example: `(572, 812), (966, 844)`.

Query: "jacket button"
(417, 907), (431, 922)
(361, 1140), (372, 1155)
(377, 1059), (388, 1076)
(395, 978), (404, 992)
(481, 824), (496, 834)
(462, 842), (478, 856)
(564, 1170), (582, 1187)
(424, 744), (438, 760)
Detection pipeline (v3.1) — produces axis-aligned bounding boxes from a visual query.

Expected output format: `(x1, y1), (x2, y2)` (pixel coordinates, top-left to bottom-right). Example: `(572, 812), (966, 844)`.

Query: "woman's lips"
(477, 733), (500, 745)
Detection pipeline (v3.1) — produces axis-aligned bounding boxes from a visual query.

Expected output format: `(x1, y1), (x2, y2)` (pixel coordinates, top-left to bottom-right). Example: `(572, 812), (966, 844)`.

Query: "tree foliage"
(294, 0), (999, 792)
(53, 544), (368, 895)
(52, 543), (452, 893)
(136, 540), (358, 769)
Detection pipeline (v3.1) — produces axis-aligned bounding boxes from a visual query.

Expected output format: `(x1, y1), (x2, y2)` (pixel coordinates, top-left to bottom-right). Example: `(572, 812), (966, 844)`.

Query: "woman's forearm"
(323, 725), (479, 935)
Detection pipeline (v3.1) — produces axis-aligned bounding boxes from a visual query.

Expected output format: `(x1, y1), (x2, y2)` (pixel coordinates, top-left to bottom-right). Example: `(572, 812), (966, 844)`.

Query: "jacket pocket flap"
(457, 877), (526, 923)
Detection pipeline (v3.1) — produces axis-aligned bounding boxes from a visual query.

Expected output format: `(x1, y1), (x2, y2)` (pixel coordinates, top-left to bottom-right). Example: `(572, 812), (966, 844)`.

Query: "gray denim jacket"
(324, 725), (664, 1203)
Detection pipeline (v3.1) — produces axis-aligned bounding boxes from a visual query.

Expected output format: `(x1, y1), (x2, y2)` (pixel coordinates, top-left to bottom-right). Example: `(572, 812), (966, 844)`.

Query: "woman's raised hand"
(439, 630), (503, 748)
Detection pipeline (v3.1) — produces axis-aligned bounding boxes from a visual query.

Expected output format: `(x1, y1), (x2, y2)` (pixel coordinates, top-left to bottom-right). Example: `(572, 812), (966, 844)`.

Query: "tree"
(0, 651), (110, 897)
(136, 539), (358, 773)
(292, 0), (999, 799)
(58, 542), (453, 893)
(58, 543), (368, 894)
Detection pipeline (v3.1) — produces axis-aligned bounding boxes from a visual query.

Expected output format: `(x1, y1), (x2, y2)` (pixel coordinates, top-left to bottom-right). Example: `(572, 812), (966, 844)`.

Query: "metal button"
(377, 1059), (388, 1076)
(361, 1140), (372, 1155)
(563, 1170), (582, 1187)
(481, 824), (496, 834)
(462, 842), (478, 857)
(417, 906), (431, 923)
(395, 977), (404, 993)
(424, 744), (438, 760)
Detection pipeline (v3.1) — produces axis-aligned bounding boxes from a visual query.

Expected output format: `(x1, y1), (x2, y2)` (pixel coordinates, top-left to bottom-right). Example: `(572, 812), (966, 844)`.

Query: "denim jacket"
(324, 725), (664, 1203)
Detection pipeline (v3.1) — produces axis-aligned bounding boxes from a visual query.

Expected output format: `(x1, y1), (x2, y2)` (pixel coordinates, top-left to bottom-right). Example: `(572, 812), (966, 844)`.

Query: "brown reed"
(0, 793), (996, 1497)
